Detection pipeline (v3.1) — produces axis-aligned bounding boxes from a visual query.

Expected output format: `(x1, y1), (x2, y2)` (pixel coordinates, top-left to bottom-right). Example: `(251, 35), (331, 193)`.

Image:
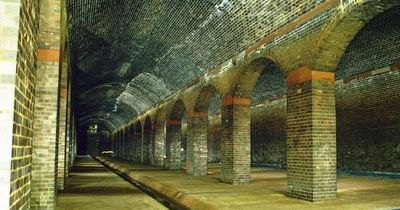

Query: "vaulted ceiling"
(66, 0), (327, 131)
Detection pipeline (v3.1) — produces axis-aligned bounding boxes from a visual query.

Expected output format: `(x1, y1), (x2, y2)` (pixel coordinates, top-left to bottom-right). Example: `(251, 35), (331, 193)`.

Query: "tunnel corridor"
(1, 0), (400, 209)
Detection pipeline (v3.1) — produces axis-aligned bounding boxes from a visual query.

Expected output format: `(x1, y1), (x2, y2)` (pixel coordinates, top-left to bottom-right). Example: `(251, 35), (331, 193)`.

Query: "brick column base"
(220, 96), (251, 184)
(189, 113), (208, 176)
(286, 67), (337, 201)
(154, 123), (166, 167)
(167, 123), (182, 170)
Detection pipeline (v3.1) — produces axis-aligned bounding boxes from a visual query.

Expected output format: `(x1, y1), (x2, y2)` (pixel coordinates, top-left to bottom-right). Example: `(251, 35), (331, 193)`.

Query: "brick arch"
(233, 57), (285, 99)
(166, 100), (187, 170)
(169, 99), (187, 121)
(313, 0), (400, 71)
(80, 118), (117, 132)
(187, 85), (222, 176)
(194, 85), (221, 113)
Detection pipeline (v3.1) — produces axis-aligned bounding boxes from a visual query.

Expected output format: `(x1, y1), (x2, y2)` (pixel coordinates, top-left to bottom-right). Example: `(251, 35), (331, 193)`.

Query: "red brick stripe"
(37, 49), (60, 62)
(287, 66), (334, 85)
(222, 96), (251, 106)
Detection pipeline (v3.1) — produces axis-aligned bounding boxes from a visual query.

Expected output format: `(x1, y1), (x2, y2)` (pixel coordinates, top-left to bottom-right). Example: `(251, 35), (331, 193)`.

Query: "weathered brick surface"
(166, 124), (182, 170)
(336, 69), (400, 172)
(190, 116), (208, 176)
(0, 0), (39, 209)
(207, 116), (221, 163)
(153, 121), (166, 167)
(251, 99), (286, 166)
(220, 97), (251, 184)
(286, 68), (336, 201)
(57, 54), (69, 190)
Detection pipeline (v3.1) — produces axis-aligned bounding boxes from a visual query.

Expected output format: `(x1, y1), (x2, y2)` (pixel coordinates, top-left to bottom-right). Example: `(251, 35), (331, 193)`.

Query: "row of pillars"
(112, 67), (336, 202)
(113, 129), (155, 164)
(0, 0), (77, 209)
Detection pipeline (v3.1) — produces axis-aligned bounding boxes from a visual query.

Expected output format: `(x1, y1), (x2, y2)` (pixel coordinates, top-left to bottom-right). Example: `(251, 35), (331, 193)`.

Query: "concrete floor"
(97, 157), (400, 210)
(57, 156), (167, 210)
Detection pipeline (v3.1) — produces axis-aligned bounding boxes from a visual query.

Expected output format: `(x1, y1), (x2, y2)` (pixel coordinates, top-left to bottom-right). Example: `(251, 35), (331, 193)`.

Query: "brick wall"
(0, 0), (40, 209)
(336, 69), (400, 172)
(251, 99), (286, 167)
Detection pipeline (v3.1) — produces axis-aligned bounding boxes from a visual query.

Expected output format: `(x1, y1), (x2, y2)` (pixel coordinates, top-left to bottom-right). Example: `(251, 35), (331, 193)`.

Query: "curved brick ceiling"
(66, 0), (327, 131)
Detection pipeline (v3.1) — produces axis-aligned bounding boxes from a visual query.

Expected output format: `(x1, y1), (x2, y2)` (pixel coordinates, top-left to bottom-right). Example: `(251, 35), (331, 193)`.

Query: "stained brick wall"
(0, 0), (40, 209)
(207, 116), (221, 163)
(286, 68), (336, 201)
(251, 99), (286, 167)
(336, 69), (400, 172)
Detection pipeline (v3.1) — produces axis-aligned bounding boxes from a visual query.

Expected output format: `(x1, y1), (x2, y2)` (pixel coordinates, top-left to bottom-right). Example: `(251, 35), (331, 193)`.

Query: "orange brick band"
(222, 96), (251, 106)
(60, 88), (68, 97)
(37, 49), (60, 62)
(188, 111), (208, 118)
(167, 119), (181, 125)
(287, 66), (334, 86)
(154, 123), (164, 129)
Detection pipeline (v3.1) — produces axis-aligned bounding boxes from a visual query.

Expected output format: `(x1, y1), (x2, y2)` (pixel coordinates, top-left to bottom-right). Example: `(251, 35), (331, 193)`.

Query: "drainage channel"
(94, 157), (186, 210)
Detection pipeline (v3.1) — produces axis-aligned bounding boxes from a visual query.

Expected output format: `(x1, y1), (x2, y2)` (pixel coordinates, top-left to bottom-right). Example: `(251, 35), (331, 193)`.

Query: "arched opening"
(219, 57), (285, 184)
(335, 6), (400, 173)
(166, 100), (187, 170)
(192, 85), (222, 176)
(250, 62), (286, 168)
(143, 116), (153, 164)
(134, 121), (143, 163)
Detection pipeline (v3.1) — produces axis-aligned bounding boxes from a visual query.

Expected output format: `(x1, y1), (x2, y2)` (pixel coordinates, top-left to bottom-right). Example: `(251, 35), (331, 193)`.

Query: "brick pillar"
(143, 129), (153, 164)
(140, 129), (145, 163)
(65, 75), (72, 177)
(286, 67), (336, 201)
(31, 0), (62, 208)
(154, 122), (166, 167)
(185, 119), (194, 174)
(166, 121), (182, 170)
(123, 130), (128, 160)
(126, 130), (132, 161)
(57, 52), (69, 190)
(188, 112), (208, 176)
(220, 96), (251, 184)
(133, 132), (140, 162)
(119, 132), (124, 159)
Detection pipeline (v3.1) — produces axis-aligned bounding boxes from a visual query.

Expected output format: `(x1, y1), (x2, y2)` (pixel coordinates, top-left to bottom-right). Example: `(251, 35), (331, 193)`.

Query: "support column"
(166, 121), (182, 170)
(65, 74), (72, 177)
(143, 129), (153, 164)
(153, 122), (166, 167)
(57, 52), (69, 190)
(188, 112), (208, 176)
(31, 0), (62, 208)
(286, 67), (336, 201)
(140, 128), (144, 163)
(220, 96), (251, 184)
(134, 132), (141, 162)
